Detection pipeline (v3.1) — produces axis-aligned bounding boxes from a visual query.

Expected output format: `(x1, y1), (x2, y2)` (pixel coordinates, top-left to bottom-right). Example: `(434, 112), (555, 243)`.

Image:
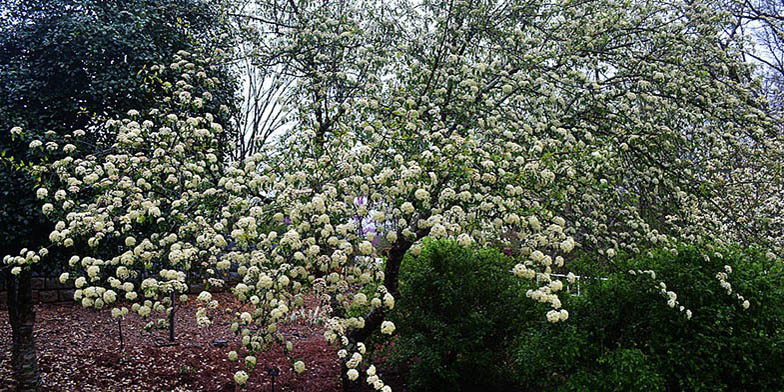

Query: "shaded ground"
(0, 293), (341, 392)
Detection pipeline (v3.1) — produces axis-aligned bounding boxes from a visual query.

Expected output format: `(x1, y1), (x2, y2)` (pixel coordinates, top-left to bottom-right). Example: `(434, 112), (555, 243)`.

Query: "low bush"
(390, 239), (541, 392)
(514, 245), (784, 391)
(389, 241), (784, 391)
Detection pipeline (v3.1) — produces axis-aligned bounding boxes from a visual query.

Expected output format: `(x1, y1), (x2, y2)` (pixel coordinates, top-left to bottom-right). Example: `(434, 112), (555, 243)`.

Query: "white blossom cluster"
(716, 264), (751, 309)
(629, 268), (693, 320)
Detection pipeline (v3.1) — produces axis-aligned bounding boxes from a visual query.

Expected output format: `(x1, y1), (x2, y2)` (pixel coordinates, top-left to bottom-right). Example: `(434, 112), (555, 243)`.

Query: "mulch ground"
(0, 293), (342, 392)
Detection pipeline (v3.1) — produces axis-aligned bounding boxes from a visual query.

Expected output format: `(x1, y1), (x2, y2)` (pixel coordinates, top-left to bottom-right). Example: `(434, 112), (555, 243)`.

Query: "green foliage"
(391, 239), (540, 392)
(515, 245), (784, 391)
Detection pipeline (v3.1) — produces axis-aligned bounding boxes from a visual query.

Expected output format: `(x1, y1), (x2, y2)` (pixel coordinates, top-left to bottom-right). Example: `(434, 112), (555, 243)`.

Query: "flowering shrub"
(4, 0), (784, 389)
(514, 245), (784, 391)
(390, 240), (541, 392)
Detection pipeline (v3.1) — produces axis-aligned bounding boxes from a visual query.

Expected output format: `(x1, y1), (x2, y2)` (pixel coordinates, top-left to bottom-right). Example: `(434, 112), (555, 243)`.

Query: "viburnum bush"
(4, 0), (784, 389)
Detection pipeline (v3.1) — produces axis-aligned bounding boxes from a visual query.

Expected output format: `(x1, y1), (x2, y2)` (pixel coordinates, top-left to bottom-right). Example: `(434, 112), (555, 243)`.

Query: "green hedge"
(391, 241), (784, 391)
(515, 245), (784, 391)
(390, 239), (541, 392)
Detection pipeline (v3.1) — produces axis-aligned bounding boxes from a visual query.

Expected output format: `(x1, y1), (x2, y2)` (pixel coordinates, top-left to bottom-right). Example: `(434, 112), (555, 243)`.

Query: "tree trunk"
(349, 239), (411, 344)
(7, 269), (41, 392)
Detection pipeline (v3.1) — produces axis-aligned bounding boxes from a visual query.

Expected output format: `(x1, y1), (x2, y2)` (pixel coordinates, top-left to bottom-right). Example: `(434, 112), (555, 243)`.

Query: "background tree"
(0, 1), (238, 390)
(716, 0), (784, 120)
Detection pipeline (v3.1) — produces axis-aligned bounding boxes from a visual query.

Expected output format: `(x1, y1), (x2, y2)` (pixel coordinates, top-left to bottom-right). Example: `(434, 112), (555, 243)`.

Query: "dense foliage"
(390, 243), (784, 392)
(515, 245), (784, 391)
(391, 240), (540, 392)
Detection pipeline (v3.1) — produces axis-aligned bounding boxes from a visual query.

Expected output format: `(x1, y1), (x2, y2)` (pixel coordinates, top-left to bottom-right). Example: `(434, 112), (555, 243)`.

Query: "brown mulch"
(0, 293), (342, 392)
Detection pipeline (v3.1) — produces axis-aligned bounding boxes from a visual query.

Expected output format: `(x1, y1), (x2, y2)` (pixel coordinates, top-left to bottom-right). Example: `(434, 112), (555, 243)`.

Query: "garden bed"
(0, 293), (341, 392)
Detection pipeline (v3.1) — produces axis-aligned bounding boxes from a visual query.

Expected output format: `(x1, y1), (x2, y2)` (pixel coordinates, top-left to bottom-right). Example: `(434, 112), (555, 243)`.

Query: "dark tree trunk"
(169, 291), (176, 342)
(348, 238), (412, 345)
(7, 269), (41, 392)
(341, 235), (420, 392)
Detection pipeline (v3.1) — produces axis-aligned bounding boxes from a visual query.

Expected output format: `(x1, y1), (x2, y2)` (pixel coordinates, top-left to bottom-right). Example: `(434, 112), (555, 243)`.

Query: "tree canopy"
(0, 0), (238, 257)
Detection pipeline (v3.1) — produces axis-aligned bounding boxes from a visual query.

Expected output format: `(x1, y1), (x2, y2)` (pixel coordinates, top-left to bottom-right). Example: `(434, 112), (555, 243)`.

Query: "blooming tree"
(5, 49), (237, 335)
(5, 0), (784, 390)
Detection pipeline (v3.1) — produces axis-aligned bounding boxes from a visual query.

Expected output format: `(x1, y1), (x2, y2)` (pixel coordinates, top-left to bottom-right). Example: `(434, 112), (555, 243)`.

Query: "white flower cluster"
(716, 265), (751, 310)
(630, 269), (692, 320)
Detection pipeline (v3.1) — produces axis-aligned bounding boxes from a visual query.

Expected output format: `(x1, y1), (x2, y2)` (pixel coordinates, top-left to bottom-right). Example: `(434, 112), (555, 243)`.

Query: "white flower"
(546, 310), (560, 323)
(11, 267), (21, 275)
(410, 245), (422, 257)
(197, 291), (212, 303)
(347, 369), (359, 381)
(414, 188), (429, 201)
(87, 265), (100, 278)
(527, 216), (541, 231)
(353, 293), (368, 306)
(358, 241), (374, 255)
(429, 224), (447, 238)
(380, 320), (396, 334)
(383, 293), (395, 309)
(294, 360), (306, 374)
(457, 233), (473, 247)
(560, 237), (575, 253)
(234, 370), (249, 385)
(103, 290), (117, 303)
(245, 356), (257, 367)
(228, 351), (238, 361)
(240, 312), (252, 324)
(59, 272), (69, 284)
(742, 300), (750, 310)
(36, 188), (48, 199)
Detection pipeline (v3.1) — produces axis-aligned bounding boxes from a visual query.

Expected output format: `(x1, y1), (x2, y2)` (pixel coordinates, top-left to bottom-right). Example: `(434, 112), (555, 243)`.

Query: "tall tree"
(0, 1), (238, 390)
